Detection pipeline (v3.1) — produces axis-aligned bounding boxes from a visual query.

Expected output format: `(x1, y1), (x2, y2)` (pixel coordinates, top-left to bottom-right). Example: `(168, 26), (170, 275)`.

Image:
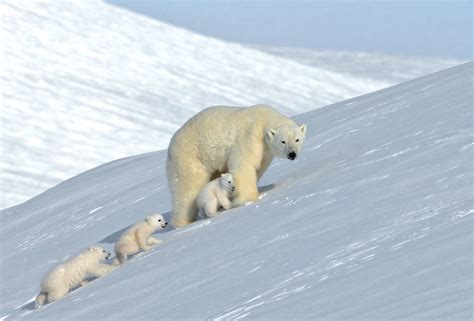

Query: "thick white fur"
(167, 104), (307, 227)
(113, 214), (167, 265)
(197, 173), (235, 218)
(35, 246), (114, 309)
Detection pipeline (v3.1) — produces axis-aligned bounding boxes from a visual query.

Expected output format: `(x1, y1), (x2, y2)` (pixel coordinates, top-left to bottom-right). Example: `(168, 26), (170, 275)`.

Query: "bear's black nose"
(288, 152), (296, 160)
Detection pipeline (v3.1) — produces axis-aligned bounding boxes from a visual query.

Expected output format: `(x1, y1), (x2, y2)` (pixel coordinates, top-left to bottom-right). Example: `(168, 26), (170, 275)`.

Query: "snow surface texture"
(0, 0), (463, 209)
(1, 63), (472, 320)
(259, 46), (464, 84)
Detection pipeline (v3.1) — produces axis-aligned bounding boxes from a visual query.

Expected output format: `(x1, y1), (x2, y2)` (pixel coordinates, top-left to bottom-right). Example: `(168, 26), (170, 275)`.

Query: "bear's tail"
(35, 291), (47, 309)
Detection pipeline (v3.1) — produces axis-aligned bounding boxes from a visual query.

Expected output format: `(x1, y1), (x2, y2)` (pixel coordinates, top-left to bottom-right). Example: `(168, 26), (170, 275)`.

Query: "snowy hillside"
(258, 46), (465, 84)
(1, 63), (472, 320)
(1, 0), (394, 209)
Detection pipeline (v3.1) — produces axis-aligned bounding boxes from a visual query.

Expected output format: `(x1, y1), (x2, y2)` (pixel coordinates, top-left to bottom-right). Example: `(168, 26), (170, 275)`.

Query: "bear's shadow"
(259, 183), (275, 194)
(99, 225), (132, 244)
(21, 301), (35, 311)
(99, 211), (173, 244)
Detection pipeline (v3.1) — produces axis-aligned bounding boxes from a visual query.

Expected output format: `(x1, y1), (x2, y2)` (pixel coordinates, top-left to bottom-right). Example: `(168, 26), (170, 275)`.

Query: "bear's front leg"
(216, 191), (231, 210)
(232, 165), (258, 206)
(90, 263), (116, 277)
(136, 228), (158, 251)
(79, 280), (89, 287)
(257, 153), (274, 180)
(147, 236), (162, 246)
(220, 198), (231, 210)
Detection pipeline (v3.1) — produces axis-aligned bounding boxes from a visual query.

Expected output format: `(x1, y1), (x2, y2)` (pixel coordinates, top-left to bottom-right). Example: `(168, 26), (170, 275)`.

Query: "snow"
(0, 0), (462, 209)
(258, 46), (465, 84)
(1, 63), (472, 320)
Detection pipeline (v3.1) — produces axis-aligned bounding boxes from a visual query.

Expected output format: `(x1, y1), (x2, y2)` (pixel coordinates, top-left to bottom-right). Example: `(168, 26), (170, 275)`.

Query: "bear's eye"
(158, 219), (161, 222)
(228, 181), (231, 183)
(296, 139), (300, 143)
(102, 250), (105, 253)
(281, 140), (286, 144)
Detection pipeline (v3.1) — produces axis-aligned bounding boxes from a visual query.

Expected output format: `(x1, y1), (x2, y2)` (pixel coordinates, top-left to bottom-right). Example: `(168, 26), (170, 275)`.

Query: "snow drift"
(1, 63), (472, 320)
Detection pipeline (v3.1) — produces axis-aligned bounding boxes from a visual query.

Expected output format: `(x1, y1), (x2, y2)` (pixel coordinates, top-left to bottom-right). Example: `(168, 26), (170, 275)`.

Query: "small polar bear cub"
(113, 214), (168, 265)
(197, 173), (235, 218)
(35, 246), (114, 309)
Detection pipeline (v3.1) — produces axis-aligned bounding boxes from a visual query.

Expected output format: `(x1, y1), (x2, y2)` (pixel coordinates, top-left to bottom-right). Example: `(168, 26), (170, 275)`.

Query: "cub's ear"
(300, 124), (307, 134)
(220, 173), (225, 177)
(266, 129), (276, 141)
(145, 216), (153, 225)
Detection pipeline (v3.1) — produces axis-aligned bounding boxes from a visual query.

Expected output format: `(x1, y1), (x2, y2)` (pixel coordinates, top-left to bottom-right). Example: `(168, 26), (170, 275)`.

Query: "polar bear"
(197, 173), (235, 218)
(167, 104), (307, 227)
(113, 214), (168, 265)
(35, 246), (114, 308)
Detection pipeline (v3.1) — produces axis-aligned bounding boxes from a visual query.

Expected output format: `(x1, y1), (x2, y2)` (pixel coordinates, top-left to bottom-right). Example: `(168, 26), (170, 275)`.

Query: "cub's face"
(146, 214), (168, 229)
(88, 246), (111, 261)
(266, 124), (307, 160)
(219, 173), (235, 193)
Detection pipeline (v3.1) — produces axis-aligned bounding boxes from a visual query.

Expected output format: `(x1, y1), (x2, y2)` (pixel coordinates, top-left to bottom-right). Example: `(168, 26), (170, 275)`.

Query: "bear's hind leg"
(46, 286), (69, 303)
(35, 292), (47, 309)
(171, 166), (211, 227)
(114, 252), (127, 265)
(115, 243), (138, 264)
(79, 280), (89, 286)
(204, 197), (218, 218)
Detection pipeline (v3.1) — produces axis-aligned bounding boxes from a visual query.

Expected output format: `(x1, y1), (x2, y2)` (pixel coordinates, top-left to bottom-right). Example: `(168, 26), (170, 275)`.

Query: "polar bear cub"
(197, 173), (235, 218)
(113, 214), (168, 265)
(35, 246), (114, 309)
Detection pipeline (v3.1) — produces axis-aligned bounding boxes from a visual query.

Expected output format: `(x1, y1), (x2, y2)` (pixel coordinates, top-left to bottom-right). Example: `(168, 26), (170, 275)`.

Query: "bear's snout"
(231, 187), (235, 192)
(288, 151), (297, 160)
(106, 252), (111, 259)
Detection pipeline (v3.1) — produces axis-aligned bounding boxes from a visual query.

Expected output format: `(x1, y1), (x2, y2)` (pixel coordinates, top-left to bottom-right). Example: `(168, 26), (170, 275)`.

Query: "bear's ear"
(88, 246), (96, 253)
(300, 124), (307, 134)
(266, 129), (276, 141)
(220, 173), (225, 177)
(145, 216), (153, 225)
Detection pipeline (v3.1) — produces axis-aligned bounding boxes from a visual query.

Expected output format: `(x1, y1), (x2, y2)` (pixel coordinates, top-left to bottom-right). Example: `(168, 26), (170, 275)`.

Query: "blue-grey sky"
(108, 1), (472, 59)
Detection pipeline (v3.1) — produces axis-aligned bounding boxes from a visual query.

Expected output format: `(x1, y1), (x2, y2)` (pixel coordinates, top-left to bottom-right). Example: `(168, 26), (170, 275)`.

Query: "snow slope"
(258, 46), (465, 84)
(1, 63), (472, 320)
(1, 0), (392, 209)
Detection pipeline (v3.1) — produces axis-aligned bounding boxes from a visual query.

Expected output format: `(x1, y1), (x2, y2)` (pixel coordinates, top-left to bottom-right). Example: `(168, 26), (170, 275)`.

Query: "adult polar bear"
(167, 105), (307, 227)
